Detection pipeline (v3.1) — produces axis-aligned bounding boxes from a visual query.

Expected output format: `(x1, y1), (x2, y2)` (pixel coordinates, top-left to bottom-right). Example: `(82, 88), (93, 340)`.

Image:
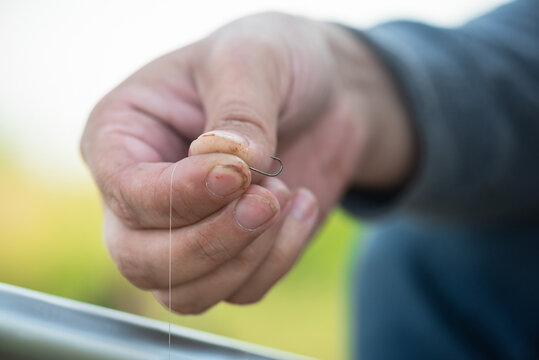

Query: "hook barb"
(249, 156), (283, 177)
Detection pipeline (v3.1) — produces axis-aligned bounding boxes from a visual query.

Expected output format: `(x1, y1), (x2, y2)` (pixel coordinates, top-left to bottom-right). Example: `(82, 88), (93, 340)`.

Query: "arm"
(343, 0), (539, 222)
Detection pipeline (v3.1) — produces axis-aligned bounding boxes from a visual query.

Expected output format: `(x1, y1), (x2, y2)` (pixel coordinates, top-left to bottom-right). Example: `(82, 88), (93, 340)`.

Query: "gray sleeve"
(341, 0), (539, 222)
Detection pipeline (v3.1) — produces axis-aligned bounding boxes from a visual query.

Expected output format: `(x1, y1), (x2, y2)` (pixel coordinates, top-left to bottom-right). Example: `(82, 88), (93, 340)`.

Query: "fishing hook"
(249, 156), (283, 177)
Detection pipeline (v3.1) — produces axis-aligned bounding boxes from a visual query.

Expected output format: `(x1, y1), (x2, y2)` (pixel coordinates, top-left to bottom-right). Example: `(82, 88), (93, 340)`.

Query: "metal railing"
(0, 283), (314, 360)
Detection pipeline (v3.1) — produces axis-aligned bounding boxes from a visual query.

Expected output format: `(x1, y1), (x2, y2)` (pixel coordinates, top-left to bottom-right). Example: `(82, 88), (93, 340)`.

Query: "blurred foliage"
(0, 155), (362, 360)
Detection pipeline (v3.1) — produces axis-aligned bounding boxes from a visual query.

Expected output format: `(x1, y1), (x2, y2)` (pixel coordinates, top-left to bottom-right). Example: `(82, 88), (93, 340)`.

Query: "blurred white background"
(0, 0), (508, 183)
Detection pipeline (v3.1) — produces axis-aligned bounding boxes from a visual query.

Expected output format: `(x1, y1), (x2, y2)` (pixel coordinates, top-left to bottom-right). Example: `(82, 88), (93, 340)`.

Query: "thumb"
(189, 34), (291, 175)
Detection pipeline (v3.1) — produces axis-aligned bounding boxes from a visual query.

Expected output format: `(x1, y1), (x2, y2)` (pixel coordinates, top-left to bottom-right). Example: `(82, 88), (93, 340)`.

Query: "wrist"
(323, 23), (417, 190)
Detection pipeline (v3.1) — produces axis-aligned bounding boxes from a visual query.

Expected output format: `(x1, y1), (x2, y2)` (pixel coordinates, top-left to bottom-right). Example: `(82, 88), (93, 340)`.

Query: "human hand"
(81, 12), (413, 313)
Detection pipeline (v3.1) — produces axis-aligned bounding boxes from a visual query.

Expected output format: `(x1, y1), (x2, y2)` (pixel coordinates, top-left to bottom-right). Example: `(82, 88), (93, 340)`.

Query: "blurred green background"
(0, 150), (362, 360)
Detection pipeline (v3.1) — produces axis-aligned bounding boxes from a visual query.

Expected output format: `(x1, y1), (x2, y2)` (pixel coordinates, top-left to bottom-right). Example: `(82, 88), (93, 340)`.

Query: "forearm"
(323, 23), (417, 190)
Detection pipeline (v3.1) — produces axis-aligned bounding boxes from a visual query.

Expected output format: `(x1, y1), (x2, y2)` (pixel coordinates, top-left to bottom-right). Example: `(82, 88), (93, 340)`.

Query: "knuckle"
(104, 170), (141, 229)
(171, 181), (200, 224)
(108, 191), (139, 228)
(110, 237), (153, 289)
(192, 230), (233, 266)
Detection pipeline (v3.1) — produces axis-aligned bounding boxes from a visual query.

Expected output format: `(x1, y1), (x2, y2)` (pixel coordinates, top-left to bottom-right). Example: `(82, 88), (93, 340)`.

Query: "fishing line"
(166, 156), (282, 359)
(168, 162), (179, 360)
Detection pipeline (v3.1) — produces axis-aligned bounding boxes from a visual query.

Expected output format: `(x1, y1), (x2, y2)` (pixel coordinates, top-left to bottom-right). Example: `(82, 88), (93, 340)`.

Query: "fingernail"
(198, 130), (249, 147)
(206, 165), (247, 197)
(290, 189), (317, 222)
(263, 178), (291, 209)
(234, 194), (278, 230)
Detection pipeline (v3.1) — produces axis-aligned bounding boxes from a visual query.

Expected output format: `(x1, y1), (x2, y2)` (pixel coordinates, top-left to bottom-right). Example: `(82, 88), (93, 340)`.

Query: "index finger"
(110, 153), (251, 229)
(82, 94), (251, 229)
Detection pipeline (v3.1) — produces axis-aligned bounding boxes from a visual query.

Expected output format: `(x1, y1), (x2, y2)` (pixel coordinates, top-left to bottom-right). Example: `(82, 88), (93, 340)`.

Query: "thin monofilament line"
(169, 163), (179, 360)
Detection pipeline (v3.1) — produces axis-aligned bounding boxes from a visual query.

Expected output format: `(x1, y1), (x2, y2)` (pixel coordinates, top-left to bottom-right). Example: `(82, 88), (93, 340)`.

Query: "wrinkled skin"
(81, 12), (413, 314)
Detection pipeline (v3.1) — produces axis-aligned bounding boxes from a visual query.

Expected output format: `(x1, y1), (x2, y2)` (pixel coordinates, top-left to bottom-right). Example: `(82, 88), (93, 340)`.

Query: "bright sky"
(0, 0), (508, 182)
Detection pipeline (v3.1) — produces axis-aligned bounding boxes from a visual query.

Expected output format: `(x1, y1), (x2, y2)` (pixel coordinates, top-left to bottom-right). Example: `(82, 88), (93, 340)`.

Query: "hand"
(81, 12), (414, 314)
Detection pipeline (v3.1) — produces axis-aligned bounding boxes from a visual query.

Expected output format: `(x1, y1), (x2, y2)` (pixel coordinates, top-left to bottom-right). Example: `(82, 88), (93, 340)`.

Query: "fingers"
(104, 184), (282, 289)
(152, 187), (318, 314)
(190, 28), (292, 173)
(227, 188), (318, 304)
(81, 48), (206, 217)
(153, 178), (292, 314)
(106, 153), (253, 229)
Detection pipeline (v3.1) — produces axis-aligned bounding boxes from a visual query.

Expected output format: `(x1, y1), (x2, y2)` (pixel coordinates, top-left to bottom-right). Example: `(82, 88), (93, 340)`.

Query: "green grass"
(0, 159), (362, 360)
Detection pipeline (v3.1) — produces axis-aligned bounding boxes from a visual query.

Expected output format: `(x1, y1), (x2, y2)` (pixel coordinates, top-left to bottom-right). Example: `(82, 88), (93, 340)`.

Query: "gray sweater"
(342, 0), (539, 224)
